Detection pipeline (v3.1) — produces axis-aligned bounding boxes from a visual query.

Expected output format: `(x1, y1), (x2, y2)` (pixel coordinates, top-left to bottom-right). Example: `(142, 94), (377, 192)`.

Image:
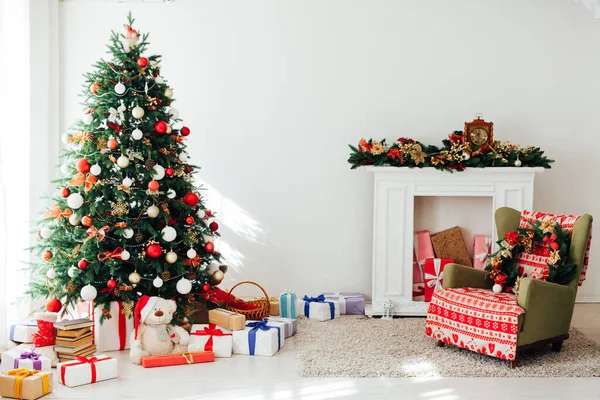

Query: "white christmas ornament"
(176, 278), (192, 294)
(40, 227), (53, 239)
(463, 152), (471, 161)
(67, 193), (84, 209)
(152, 165), (165, 180)
(46, 269), (56, 279)
(131, 128), (143, 140)
(132, 106), (145, 119)
(208, 261), (220, 274)
(147, 205), (160, 218)
(81, 284), (98, 301)
(161, 226), (177, 242)
(60, 164), (70, 175)
(68, 265), (78, 278)
(122, 177), (133, 187)
(165, 251), (177, 264)
(155, 76), (164, 84)
(61, 133), (70, 145)
(197, 209), (206, 219)
(114, 83), (126, 95)
(69, 214), (81, 226)
(123, 228), (134, 239)
(117, 155), (130, 168)
(82, 114), (93, 125)
(178, 152), (188, 162)
(153, 276), (164, 288)
(186, 248), (197, 259)
(167, 189), (176, 199)
(168, 108), (179, 119)
(492, 284), (503, 294)
(121, 249), (131, 261)
(90, 164), (102, 176)
(164, 88), (174, 99)
(514, 159), (522, 167)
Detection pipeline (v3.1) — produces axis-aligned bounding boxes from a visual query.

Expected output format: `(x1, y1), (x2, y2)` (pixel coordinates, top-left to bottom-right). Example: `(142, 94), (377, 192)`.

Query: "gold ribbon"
(6, 368), (50, 398)
(69, 173), (98, 194)
(68, 131), (93, 145)
(181, 353), (194, 364)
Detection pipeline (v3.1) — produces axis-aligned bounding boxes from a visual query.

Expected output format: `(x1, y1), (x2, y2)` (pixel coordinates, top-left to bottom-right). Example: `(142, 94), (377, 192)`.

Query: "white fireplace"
(366, 167), (544, 316)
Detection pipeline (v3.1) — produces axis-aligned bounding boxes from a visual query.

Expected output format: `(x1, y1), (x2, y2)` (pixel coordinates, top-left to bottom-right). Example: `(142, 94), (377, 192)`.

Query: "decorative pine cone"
(134, 232), (144, 243)
(161, 271), (171, 281)
(219, 265), (228, 273)
(187, 272), (197, 281)
(145, 159), (156, 170)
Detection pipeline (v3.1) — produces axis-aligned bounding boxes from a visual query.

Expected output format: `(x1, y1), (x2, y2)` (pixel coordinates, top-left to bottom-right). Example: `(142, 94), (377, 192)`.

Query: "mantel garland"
(347, 132), (553, 171)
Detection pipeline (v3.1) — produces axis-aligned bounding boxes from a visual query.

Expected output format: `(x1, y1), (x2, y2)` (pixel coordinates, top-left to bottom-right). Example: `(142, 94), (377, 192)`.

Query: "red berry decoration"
(137, 57), (149, 68)
(42, 250), (53, 262)
(45, 298), (62, 313)
(165, 167), (174, 177)
(76, 158), (91, 174)
(202, 283), (211, 292)
(148, 180), (159, 191)
(183, 192), (199, 207)
(168, 217), (177, 225)
(154, 120), (168, 134)
(107, 279), (117, 289)
(209, 221), (219, 231)
(107, 138), (118, 150)
(61, 187), (70, 198)
(78, 259), (88, 269)
(180, 126), (190, 136)
(147, 243), (163, 259)
(204, 242), (215, 253)
(185, 216), (194, 225)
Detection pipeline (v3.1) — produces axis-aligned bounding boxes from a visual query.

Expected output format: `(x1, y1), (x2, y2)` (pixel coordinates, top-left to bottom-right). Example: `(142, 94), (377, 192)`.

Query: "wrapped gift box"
(265, 317), (297, 338)
(141, 352), (214, 368)
(296, 295), (339, 321)
(424, 258), (453, 302)
(279, 291), (296, 319)
(473, 235), (492, 270)
(431, 226), (472, 267)
(208, 308), (246, 331)
(413, 283), (425, 302)
(189, 324), (233, 358)
(232, 321), (279, 356)
(0, 370), (52, 400)
(1, 346), (51, 373)
(322, 293), (365, 315)
(93, 300), (134, 352)
(8, 322), (37, 344)
(414, 230), (435, 281)
(412, 252), (422, 284)
(57, 355), (117, 387)
(12, 344), (58, 368)
(247, 320), (285, 350)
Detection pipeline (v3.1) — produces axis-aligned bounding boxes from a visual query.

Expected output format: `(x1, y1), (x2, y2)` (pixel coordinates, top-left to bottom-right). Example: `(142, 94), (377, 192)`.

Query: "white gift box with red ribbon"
(189, 324), (233, 358)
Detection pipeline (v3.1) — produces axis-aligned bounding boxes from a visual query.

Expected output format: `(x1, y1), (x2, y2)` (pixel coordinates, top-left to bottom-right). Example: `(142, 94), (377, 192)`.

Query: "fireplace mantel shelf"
(365, 166), (544, 316)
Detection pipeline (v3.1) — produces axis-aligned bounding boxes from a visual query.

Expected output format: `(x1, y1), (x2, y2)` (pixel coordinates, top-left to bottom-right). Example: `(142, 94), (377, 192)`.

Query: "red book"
(141, 352), (215, 368)
(424, 258), (454, 302)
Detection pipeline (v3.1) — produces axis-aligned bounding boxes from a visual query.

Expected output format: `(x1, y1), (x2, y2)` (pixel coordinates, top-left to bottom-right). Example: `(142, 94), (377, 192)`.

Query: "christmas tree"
(28, 14), (226, 321)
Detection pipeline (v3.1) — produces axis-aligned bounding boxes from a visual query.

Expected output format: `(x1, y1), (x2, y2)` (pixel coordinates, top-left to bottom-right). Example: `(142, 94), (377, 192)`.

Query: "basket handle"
(224, 281), (270, 309)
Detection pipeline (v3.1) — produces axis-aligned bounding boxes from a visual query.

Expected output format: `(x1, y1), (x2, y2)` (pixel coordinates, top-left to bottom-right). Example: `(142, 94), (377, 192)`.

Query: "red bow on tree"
(543, 233), (559, 250)
(504, 231), (520, 246)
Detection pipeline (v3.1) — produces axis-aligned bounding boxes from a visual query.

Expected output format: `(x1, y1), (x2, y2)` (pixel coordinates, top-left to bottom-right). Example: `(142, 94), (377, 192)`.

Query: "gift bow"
(18, 346), (40, 362)
(302, 295), (335, 320)
(126, 148), (144, 161)
(425, 259), (444, 290)
(60, 356), (111, 385)
(7, 368), (49, 399)
(85, 225), (110, 243)
(43, 204), (73, 220)
(98, 247), (124, 261)
(246, 320), (279, 355)
(190, 324), (232, 352)
(69, 172), (97, 194)
(125, 24), (138, 40)
(68, 131), (93, 144)
(475, 238), (492, 262)
(108, 105), (126, 122)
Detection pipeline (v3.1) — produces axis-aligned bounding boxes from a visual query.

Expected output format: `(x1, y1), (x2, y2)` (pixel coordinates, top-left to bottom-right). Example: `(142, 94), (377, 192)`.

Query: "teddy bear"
(129, 295), (190, 365)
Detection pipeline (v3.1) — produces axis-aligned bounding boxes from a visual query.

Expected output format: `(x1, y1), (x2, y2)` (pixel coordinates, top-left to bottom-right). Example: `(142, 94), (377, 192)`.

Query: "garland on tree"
(347, 133), (553, 171)
(484, 221), (576, 293)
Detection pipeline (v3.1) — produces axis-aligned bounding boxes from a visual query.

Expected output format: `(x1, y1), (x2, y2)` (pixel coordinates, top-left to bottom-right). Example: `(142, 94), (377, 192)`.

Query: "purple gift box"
(322, 292), (365, 315)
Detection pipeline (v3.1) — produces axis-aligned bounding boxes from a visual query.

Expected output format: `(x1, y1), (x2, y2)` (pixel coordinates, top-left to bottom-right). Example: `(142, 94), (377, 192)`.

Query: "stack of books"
(53, 318), (96, 362)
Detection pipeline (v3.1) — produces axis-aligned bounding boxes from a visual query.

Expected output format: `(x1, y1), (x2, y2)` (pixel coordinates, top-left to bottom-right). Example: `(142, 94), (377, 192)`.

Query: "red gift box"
(414, 231), (434, 283)
(424, 258), (453, 302)
(141, 352), (215, 368)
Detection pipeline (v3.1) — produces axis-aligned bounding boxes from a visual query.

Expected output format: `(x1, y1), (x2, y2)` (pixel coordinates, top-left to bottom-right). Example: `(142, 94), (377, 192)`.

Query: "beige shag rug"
(295, 317), (600, 377)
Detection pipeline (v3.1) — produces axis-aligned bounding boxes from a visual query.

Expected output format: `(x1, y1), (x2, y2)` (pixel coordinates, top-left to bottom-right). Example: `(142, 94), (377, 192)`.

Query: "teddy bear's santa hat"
(133, 295), (159, 340)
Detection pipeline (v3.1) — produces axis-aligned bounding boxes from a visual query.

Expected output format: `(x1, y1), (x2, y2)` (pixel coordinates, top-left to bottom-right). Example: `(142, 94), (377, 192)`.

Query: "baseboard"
(576, 296), (600, 303)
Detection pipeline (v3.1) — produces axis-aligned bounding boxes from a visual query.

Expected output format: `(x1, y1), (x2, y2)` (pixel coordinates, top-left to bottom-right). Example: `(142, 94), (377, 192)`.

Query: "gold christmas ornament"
(110, 200), (128, 217)
(212, 270), (224, 284)
(128, 271), (141, 284)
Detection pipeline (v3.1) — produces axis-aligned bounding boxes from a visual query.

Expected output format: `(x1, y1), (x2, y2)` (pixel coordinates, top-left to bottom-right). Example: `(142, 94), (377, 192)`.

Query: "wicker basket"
(224, 281), (270, 321)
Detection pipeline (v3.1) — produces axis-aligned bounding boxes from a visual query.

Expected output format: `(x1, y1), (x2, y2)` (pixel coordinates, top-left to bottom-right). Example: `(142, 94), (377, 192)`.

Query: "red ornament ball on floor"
(154, 120), (168, 134)
(138, 57), (149, 68)
(148, 180), (159, 191)
(76, 158), (91, 174)
(180, 126), (190, 136)
(147, 243), (163, 258)
(185, 216), (194, 225)
(78, 259), (88, 269)
(61, 187), (70, 198)
(204, 242), (214, 253)
(209, 221), (219, 231)
(107, 138), (118, 150)
(46, 298), (62, 313)
(165, 167), (174, 177)
(183, 192), (199, 207)
(107, 279), (117, 289)
(202, 283), (211, 292)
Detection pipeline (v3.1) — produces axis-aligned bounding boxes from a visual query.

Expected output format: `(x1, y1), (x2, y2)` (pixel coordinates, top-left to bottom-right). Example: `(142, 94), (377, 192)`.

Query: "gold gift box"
(208, 308), (246, 330)
(0, 369), (53, 400)
(431, 226), (472, 267)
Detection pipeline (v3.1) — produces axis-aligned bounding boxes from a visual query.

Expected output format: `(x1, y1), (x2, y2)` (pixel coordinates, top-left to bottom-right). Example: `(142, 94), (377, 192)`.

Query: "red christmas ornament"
(165, 167), (175, 177)
(180, 126), (190, 136)
(78, 259), (88, 269)
(107, 279), (117, 289)
(90, 82), (99, 95)
(185, 216), (195, 225)
(81, 215), (93, 227)
(168, 217), (178, 225)
(61, 187), (70, 198)
(107, 138), (118, 150)
(138, 57), (149, 68)
(209, 221), (219, 231)
(202, 283), (211, 292)
(45, 298), (62, 313)
(204, 242), (215, 253)
(154, 120), (168, 134)
(76, 158), (91, 174)
(185, 166), (193, 174)
(42, 250), (53, 262)
(147, 243), (162, 259)
(183, 193), (199, 207)
(148, 180), (160, 191)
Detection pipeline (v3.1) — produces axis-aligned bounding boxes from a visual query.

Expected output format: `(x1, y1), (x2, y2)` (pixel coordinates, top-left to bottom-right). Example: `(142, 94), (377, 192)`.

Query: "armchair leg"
(552, 341), (563, 352)
(436, 340), (445, 347)
(509, 353), (519, 369)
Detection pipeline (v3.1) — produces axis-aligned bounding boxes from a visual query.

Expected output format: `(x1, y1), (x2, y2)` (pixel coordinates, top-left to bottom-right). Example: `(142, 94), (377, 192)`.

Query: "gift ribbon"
(60, 356), (111, 385)
(68, 131), (93, 145)
(7, 368), (50, 399)
(190, 324), (232, 352)
(97, 247), (124, 261)
(108, 105), (126, 122)
(43, 204), (73, 220)
(15, 345), (42, 370)
(279, 291), (296, 319)
(303, 295), (335, 320)
(425, 259), (444, 290)
(475, 237), (492, 262)
(181, 353), (194, 364)
(246, 320), (270, 355)
(69, 173), (97, 194)
(118, 300), (127, 350)
(85, 225), (110, 243)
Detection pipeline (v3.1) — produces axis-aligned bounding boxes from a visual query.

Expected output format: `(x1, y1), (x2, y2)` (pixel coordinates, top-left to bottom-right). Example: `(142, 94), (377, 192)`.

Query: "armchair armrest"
(443, 264), (494, 289)
(517, 278), (576, 345)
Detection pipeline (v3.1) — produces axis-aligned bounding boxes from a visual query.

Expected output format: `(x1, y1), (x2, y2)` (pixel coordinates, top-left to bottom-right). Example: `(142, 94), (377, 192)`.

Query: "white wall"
(57, 0), (600, 301)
